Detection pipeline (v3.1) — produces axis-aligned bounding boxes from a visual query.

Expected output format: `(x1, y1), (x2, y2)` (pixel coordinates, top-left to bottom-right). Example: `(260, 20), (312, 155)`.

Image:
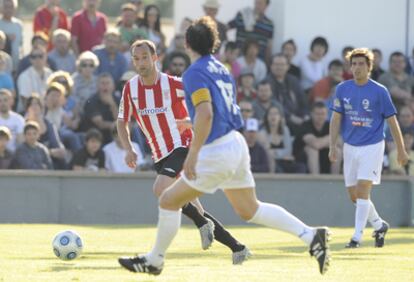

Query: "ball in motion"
(52, 230), (83, 260)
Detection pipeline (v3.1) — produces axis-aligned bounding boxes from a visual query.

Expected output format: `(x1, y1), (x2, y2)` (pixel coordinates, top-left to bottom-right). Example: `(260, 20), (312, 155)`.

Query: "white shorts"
(343, 141), (385, 187)
(181, 130), (255, 194)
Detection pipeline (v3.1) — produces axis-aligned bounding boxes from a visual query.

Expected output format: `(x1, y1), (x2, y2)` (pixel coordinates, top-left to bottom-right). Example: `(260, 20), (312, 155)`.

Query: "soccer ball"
(52, 230), (83, 261)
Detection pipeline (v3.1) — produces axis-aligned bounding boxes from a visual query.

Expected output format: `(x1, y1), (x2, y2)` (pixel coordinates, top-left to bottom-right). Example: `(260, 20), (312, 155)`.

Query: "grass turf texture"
(0, 225), (413, 281)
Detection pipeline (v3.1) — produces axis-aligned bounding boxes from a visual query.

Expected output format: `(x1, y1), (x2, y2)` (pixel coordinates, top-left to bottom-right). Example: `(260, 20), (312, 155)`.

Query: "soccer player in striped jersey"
(117, 39), (250, 265)
(118, 17), (331, 276)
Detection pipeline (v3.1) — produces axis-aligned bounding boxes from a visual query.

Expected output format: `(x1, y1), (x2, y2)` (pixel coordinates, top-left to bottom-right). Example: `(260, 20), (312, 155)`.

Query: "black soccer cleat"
(309, 227), (331, 275)
(345, 239), (360, 248)
(118, 255), (163, 276)
(372, 221), (389, 248)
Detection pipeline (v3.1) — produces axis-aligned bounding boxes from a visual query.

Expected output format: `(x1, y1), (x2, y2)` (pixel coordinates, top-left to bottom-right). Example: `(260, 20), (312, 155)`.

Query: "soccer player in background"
(118, 16), (331, 276)
(116, 39), (250, 264)
(329, 48), (409, 248)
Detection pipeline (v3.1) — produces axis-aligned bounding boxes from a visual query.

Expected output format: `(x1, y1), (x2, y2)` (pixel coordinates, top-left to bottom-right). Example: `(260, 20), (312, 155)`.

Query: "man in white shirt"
(0, 89), (24, 152)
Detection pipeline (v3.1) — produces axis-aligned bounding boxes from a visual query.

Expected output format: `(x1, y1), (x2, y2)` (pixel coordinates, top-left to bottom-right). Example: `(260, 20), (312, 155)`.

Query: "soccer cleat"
(309, 227), (331, 275)
(232, 247), (252, 265)
(118, 255), (163, 276)
(372, 221), (389, 248)
(345, 239), (360, 248)
(199, 218), (215, 250)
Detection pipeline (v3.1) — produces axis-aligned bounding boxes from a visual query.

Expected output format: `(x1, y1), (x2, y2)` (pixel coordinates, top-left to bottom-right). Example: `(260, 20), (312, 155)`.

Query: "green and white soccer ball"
(52, 230), (83, 261)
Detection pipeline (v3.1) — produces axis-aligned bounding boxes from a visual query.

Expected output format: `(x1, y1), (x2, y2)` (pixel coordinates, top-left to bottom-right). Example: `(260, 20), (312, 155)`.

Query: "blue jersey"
(182, 55), (243, 144)
(331, 79), (396, 146)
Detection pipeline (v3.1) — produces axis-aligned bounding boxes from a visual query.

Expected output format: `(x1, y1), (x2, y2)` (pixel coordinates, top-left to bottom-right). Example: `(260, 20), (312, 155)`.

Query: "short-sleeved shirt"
(71, 147), (105, 170)
(71, 10), (107, 53)
(331, 79), (397, 146)
(0, 111), (25, 152)
(182, 55), (243, 144)
(93, 46), (128, 83)
(0, 72), (15, 91)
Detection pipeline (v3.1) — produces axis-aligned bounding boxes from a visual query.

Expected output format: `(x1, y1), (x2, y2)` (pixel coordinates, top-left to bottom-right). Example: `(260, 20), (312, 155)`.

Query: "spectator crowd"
(1, 0), (414, 176)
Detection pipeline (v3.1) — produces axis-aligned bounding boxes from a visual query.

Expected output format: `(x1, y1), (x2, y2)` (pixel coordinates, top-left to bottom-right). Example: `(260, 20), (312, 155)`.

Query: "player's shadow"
(43, 264), (119, 272)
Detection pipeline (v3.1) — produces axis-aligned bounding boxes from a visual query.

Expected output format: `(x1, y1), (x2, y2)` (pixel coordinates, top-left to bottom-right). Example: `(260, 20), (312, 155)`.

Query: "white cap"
(203, 0), (220, 9)
(245, 118), (259, 132)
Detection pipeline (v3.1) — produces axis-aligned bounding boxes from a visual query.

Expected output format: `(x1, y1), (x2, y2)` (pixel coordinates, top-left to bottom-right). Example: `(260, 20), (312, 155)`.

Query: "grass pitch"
(0, 225), (413, 282)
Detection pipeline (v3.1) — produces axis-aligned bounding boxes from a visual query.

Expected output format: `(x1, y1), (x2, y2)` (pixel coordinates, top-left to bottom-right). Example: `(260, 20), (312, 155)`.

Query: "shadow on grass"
(42, 264), (120, 272)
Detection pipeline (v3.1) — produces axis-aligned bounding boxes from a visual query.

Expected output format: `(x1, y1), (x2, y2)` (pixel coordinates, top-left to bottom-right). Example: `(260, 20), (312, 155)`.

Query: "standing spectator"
(300, 36), (329, 92)
(0, 126), (13, 169)
(237, 69), (257, 102)
(17, 46), (52, 109)
(103, 126), (144, 173)
(228, 0), (274, 61)
(341, 46), (354, 80)
(118, 3), (147, 53)
(378, 51), (414, 108)
(81, 73), (119, 144)
(243, 118), (270, 173)
(220, 41), (241, 80)
(71, 51), (99, 115)
(281, 39), (301, 80)
(0, 0), (23, 72)
(71, 0), (107, 55)
(165, 51), (190, 77)
(389, 128), (414, 175)
(0, 51), (15, 95)
(202, 0), (227, 51)
(71, 128), (105, 171)
(129, 0), (145, 26)
(48, 29), (76, 73)
(294, 102), (338, 174)
(236, 40), (267, 83)
(371, 48), (385, 81)
(12, 121), (53, 170)
(310, 59), (344, 104)
(93, 30), (128, 84)
(252, 79), (280, 122)
(267, 54), (308, 135)
(139, 5), (165, 54)
(0, 31), (13, 74)
(33, 0), (69, 50)
(0, 89), (24, 152)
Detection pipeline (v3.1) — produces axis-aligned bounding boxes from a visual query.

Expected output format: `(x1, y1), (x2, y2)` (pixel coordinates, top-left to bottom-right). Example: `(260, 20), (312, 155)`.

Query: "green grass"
(0, 225), (413, 282)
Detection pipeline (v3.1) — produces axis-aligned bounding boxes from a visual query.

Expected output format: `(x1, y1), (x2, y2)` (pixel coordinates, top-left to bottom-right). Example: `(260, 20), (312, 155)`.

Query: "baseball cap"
(245, 118), (259, 132)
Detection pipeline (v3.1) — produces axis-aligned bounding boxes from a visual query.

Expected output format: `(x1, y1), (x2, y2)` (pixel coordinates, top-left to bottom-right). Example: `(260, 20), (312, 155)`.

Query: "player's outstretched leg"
(204, 211), (252, 264)
(372, 220), (389, 248)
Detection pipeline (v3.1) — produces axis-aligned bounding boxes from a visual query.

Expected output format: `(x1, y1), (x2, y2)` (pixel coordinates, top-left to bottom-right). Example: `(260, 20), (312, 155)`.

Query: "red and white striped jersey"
(118, 72), (192, 162)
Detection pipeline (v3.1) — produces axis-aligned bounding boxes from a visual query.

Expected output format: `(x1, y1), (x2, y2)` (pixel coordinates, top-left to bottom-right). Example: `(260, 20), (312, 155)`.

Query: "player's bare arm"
(183, 101), (213, 180)
(329, 111), (342, 162)
(387, 115), (409, 166)
(116, 119), (137, 169)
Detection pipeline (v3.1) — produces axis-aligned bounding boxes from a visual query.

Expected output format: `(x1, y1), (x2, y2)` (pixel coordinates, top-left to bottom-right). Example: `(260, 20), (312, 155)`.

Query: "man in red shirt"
(117, 39), (250, 265)
(71, 0), (107, 55)
(33, 0), (69, 50)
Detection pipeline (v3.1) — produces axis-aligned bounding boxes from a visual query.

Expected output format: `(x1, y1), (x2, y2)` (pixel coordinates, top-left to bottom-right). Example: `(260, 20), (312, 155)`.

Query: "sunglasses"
(30, 54), (44, 59)
(241, 109), (252, 113)
(80, 63), (95, 68)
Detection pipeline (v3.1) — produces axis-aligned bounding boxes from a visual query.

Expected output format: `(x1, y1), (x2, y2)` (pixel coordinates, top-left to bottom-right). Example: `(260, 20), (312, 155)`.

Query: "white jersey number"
(216, 80), (238, 115)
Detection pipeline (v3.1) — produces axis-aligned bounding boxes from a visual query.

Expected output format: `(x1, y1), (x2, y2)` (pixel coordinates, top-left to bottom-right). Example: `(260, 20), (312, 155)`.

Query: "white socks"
(367, 200), (383, 231)
(247, 202), (315, 246)
(146, 208), (182, 267)
(352, 199), (370, 242)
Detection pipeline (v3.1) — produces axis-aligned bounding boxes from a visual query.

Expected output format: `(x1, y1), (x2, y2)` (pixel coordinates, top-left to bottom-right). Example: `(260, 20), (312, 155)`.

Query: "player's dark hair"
(328, 59), (343, 69)
(130, 39), (157, 55)
(310, 36), (329, 54)
(346, 48), (374, 73)
(85, 128), (103, 143)
(185, 16), (220, 56)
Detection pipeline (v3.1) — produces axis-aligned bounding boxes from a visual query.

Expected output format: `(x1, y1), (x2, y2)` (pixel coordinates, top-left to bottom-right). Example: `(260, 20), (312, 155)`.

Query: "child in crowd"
(71, 128), (105, 171)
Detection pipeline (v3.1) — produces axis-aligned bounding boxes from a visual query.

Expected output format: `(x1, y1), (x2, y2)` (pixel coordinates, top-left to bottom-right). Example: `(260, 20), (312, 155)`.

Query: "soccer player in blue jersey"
(118, 16), (331, 276)
(329, 48), (409, 248)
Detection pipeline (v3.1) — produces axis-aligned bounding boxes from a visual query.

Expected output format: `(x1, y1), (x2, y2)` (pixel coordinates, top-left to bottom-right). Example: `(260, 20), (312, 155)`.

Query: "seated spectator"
(0, 126), (13, 169)
(0, 51), (15, 95)
(17, 46), (52, 110)
(163, 51), (190, 77)
(300, 36), (329, 92)
(71, 51), (99, 115)
(239, 99), (254, 124)
(237, 69), (257, 102)
(118, 3), (147, 53)
(0, 31), (13, 74)
(341, 46), (354, 80)
(243, 118), (270, 173)
(12, 121), (53, 170)
(80, 73), (119, 144)
(389, 128), (414, 175)
(252, 79), (281, 122)
(71, 128), (105, 171)
(0, 89), (24, 152)
(17, 32), (57, 76)
(236, 40), (267, 83)
(257, 105), (298, 173)
(165, 33), (186, 55)
(385, 105), (414, 152)
(93, 29), (128, 84)
(371, 48), (385, 81)
(281, 39), (301, 80)
(220, 41), (241, 80)
(202, 0), (227, 51)
(139, 5), (165, 54)
(378, 51), (414, 108)
(48, 29), (76, 73)
(267, 54), (308, 135)
(103, 126), (144, 173)
(310, 59), (344, 104)
(293, 102), (340, 174)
